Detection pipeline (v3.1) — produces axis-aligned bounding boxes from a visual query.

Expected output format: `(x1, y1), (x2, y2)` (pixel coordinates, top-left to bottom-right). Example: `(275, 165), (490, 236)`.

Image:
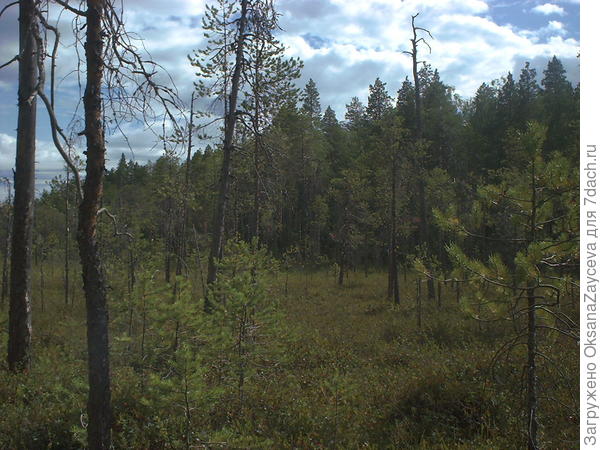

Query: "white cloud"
(532, 3), (566, 15)
(0, 0), (581, 189)
(546, 20), (567, 35)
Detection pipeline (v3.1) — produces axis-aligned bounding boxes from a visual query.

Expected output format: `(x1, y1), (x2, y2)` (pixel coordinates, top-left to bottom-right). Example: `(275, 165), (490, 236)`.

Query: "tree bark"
(1, 182), (13, 306)
(526, 287), (538, 450)
(389, 139), (400, 304)
(64, 165), (70, 305)
(7, 0), (39, 373)
(78, 1), (112, 447)
(526, 149), (538, 450)
(409, 15), (435, 301)
(206, 0), (249, 305)
(338, 241), (345, 286)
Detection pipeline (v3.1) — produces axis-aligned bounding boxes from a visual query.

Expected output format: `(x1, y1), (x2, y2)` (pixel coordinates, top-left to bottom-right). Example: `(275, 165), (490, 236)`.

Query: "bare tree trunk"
(39, 253), (45, 313)
(389, 142), (400, 305)
(65, 165), (70, 305)
(176, 92), (195, 278)
(526, 152), (538, 450)
(416, 278), (422, 329)
(78, 1), (112, 447)
(1, 182), (13, 306)
(253, 137), (261, 240)
(408, 14), (435, 301)
(338, 241), (345, 286)
(7, 0), (39, 373)
(164, 198), (173, 283)
(206, 0), (249, 308)
(526, 287), (538, 450)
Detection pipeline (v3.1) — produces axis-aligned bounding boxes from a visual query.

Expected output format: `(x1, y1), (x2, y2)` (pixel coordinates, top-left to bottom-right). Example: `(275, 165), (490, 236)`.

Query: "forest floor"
(0, 265), (578, 449)
(274, 269), (578, 449)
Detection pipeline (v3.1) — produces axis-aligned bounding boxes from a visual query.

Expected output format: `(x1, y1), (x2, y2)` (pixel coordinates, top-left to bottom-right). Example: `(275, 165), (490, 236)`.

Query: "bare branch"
(97, 208), (134, 241)
(0, 55), (19, 70)
(0, 1), (18, 21)
(53, 0), (87, 17)
(38, 91), (83, 200)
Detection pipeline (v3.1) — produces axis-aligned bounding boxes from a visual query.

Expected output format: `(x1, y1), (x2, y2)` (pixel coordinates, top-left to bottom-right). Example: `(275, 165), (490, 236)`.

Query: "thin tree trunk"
(206, 0), (249, 308)
(164, 199), (173, 283)
(409, 14), (435, 301)
(416, 278), (422, 329)
(526, 287), (538, 450)
(253, 137), (260, 240)
(175, 93), (195, 278)
(389, 142), (400, 305)
(78, 1), (112, 447)
(65, 165), (70, 305)
(526, 151), (538, 450)
(8, 0), (39, 372)
(39, 254), (45, 313)
(338, 241), (345, 286)
(1, 183), (13, 306)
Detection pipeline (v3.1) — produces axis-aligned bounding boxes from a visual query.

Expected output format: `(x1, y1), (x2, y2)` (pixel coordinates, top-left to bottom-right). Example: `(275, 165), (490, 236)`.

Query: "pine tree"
(7, 0), (40, 373)
(241, 29), (302, 239)
(541, 56), (574, 154)
(191, 0), (283, 298)
(366, 77), (391, 122)
(322, 105), (338, 129)
(396, 77), (415, 134)
(516, 62), (540, 127)
(442, 123), (578, 450)
(301, 78), (321, 122)
(498, 71), (518, 131)
(344, 96), (365, 128)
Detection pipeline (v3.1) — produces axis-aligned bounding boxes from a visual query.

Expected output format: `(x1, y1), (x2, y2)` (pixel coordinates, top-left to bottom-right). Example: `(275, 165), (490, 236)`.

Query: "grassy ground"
(0, 263), (578, 449)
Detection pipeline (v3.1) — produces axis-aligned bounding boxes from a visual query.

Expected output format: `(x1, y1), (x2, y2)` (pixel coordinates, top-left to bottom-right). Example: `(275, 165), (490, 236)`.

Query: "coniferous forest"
(0, 1), (580, 449)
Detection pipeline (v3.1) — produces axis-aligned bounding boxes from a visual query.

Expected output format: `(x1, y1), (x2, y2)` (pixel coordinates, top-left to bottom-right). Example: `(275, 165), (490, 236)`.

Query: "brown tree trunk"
(7, 0), (39, 373)
(206, 0), (249, 307)
(526, 152), (538, 450)
(78, 1), (112, 447)
(526, 287), (538, 450)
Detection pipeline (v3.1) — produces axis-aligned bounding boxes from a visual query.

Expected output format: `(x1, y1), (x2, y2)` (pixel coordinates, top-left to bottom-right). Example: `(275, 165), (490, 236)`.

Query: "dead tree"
(7, 0), (40, 373)
(34, 0), (184, 446)
(403, 13), (435, 299)
(1, 178), (13, 306)
(76, 2), (113, 446)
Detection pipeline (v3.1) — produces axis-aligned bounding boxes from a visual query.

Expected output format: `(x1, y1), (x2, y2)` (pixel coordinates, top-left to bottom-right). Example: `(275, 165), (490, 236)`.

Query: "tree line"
(0, 1), (578, 449)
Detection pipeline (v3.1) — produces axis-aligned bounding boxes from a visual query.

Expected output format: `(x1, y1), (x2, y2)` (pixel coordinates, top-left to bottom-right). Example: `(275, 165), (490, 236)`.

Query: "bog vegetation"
(0, 0), (578, 449)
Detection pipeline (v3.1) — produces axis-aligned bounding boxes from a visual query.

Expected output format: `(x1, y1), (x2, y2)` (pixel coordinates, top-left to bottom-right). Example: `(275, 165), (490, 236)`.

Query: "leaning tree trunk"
(206, 0), (249, 307)
(7, 0), (39, 373)
(78, 1), (112, 448)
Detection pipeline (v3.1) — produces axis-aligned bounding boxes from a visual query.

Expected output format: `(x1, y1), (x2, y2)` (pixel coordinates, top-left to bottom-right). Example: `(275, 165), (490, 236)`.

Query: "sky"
(0, 0), (581, 196)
